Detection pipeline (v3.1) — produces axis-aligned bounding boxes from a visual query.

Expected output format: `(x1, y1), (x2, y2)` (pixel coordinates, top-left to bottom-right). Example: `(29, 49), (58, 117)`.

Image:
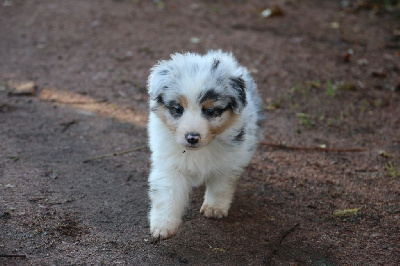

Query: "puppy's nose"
(185, 133), (201, 145)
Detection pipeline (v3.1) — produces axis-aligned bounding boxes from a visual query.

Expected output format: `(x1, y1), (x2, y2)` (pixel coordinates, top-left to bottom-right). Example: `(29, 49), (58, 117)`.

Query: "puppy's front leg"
(200, 174), (239, 219)
(149, 169), (190, 239)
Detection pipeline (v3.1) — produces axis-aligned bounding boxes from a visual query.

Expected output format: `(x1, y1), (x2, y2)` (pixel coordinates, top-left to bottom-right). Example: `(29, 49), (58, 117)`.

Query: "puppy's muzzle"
(185, 133), (201, 146)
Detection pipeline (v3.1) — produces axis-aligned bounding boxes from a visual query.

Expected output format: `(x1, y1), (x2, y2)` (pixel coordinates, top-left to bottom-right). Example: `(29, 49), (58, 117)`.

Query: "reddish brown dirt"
(1, 0), (399, 265)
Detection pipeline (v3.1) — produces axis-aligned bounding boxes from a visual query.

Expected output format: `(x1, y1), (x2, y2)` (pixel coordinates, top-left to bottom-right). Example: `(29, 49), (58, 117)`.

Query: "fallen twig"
(60, 120), (78, 133)
(260, 142), (366, 152)
(265, 223), (300, 265)
(82, 145), (148, 163)
(0, 254), (27, 258)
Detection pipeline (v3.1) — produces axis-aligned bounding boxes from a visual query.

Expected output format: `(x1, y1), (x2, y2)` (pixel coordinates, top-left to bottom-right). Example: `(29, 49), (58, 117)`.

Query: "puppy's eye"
(169, 105), (184, 118)
(204, 107), (215, 117)
(202, 107), (224, 118)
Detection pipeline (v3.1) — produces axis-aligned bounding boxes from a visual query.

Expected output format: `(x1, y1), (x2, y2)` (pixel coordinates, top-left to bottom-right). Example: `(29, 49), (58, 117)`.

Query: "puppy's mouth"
(183, 143), (201, 149)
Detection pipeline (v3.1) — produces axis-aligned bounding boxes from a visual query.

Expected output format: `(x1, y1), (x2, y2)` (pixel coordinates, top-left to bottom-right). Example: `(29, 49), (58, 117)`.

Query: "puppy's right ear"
(229, 76), (247, 114)
(148, 65), (171, 101)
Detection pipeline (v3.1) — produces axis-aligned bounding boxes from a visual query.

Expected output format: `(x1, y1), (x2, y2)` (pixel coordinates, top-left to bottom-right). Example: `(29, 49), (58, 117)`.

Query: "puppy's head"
(148, 51), (247, 149)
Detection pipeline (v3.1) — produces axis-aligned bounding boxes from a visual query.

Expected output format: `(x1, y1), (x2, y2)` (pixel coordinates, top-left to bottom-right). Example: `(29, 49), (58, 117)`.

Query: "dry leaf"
(338, 83), (357, 91)
(211, 247), (227, 253)
(333, 208), (360, 217)
(377, 150), (390, 158)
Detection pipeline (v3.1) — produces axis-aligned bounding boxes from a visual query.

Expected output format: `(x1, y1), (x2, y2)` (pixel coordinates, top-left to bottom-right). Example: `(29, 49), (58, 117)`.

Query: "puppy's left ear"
(229, 76), (247, 114)
(148, 66), (171, 103)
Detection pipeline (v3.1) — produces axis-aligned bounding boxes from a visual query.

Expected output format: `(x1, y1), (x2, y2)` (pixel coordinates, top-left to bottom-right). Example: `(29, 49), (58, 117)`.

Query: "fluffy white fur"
(147, 51), (263, 239)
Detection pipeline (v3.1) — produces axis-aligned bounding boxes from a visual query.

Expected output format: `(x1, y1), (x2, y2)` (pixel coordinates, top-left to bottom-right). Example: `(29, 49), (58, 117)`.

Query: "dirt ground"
(1, 0), (399, 265)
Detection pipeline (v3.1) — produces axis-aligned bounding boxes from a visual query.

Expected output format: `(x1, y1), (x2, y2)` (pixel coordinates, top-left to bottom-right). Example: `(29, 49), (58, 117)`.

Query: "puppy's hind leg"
(200, 174), (239, 219)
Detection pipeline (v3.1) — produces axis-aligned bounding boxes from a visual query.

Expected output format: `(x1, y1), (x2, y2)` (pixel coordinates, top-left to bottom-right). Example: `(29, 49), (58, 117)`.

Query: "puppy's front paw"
(200, 203), (228, 219)
(150, 225), (177, 240)
(150, 219), (180, 239)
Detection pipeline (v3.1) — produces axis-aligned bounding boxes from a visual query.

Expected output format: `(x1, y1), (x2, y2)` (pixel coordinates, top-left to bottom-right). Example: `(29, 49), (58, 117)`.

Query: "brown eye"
(169, 105), (184, 118)
(202, 107), (224, 118)
(205, 107), (215, 117)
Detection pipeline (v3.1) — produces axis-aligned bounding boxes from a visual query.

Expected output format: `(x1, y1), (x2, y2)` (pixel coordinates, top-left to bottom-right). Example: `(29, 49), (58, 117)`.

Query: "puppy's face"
(148, 52), (247, 149)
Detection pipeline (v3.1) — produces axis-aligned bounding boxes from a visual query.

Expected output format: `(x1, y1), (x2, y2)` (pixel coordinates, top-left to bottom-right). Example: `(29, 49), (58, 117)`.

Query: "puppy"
(147, 50), (263, 239)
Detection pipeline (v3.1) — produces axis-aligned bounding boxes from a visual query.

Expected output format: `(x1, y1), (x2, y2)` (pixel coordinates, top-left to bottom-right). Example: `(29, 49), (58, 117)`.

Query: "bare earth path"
(1, 1), (399, 265)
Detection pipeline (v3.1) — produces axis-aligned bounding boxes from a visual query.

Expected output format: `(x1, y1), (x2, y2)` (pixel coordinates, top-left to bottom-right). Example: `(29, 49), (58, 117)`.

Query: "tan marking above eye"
(201, 99), (215, 109)
(179, 96), (188, 109)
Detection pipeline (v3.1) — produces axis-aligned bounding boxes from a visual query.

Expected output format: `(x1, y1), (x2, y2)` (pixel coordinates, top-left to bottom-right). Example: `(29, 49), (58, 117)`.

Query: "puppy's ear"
(148, 66), (170, 101)
(229, 76), (247, 114)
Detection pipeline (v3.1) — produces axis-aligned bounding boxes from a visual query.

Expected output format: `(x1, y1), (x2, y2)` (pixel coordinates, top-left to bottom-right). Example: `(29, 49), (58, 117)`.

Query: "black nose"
(185, 133), (200, 145)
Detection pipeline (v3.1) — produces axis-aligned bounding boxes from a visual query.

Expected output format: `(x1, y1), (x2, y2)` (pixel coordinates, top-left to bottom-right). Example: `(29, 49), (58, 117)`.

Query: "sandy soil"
(1, 0), (399, 265)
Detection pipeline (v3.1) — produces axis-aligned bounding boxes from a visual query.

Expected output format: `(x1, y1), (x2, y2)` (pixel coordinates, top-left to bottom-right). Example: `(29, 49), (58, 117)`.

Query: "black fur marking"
(156, 94), (164, 104)
(158, 69), (169, 76)
(233, 126), (246, 142)
(216, 77), (224, 86)
(211, 59), (220, 71)
(150, 86), (168, 101)
(228, 96), (238, 111)
(198, 89), (220, 103)
(229, 77), (247, 106)
(164, 100), (179, 109)
(150, 94), (164, 112)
